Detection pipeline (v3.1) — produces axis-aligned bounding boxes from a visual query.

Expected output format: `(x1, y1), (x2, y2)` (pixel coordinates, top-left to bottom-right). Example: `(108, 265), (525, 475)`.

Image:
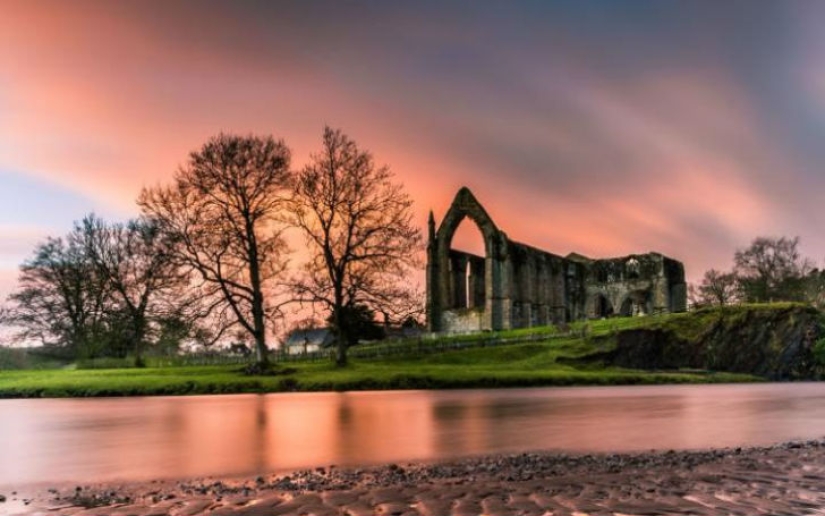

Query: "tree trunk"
(335, 320), (347, 367)
(247, 224), (269, 369)
(333, 291), (347, 367)
(133, 342), (145, 367)
(133, 323), (146, 368)
(252, 293), (269, 368)
(336, 346), (346, 366)
(252, 286), (269, 369)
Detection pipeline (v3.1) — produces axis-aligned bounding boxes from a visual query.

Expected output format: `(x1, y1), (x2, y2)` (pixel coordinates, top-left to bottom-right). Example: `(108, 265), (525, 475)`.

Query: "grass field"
(0, 312), (761, 398)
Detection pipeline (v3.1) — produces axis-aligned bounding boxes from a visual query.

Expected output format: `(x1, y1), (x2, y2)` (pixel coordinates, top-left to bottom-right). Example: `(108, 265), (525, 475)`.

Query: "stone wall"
(427, 188), (688, 333)
(583, 253), (686, 318)
(441, 307), (485, 334)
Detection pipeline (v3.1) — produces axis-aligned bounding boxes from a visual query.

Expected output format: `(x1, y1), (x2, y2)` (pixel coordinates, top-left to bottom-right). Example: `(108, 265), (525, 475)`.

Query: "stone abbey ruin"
(426, 188), (687, 333)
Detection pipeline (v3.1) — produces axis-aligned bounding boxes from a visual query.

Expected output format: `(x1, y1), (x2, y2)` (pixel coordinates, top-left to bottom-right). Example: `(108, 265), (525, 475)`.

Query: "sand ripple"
(4, 440), (825, 515)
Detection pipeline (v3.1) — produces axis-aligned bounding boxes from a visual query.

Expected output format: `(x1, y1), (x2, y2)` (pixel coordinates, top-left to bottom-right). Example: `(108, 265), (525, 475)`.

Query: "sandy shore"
(3, 439), (825, 516)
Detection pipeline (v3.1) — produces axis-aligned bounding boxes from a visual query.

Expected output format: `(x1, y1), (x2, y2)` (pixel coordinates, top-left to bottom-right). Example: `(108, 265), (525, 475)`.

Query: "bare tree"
(1, 233), (111, 358)
(804, 268), (825, 309)
(734, 236), (813, 303)
(82, 214), (187, 367)
(291, 127), (422, 366)
(138, 134), (292, 369)
(689, 269), (740, 308)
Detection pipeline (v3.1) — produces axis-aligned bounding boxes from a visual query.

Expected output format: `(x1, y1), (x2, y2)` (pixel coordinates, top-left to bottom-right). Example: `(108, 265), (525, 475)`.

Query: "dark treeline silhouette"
(1, 128), (422, 369)
(1, 215), (196, 366)
(690, 236), (825, 308)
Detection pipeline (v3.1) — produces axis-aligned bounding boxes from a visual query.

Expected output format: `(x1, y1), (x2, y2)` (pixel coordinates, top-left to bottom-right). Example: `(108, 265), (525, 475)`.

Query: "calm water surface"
(2, 382), (825, 485)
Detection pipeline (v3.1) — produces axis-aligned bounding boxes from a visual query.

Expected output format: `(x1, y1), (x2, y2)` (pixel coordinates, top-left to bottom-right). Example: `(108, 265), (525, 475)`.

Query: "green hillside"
(1, 304), (820, 398)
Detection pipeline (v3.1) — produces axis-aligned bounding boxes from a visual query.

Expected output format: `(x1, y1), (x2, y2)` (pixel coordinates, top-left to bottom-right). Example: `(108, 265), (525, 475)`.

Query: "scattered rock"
(11, 437), (825, 515)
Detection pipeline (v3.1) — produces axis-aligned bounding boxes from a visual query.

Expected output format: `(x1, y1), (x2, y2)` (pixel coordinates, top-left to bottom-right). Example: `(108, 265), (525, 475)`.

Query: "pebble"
(11, 438), (825, 515)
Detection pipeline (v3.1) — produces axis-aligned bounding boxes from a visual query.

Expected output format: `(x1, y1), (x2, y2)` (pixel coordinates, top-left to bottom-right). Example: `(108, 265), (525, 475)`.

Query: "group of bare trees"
(1, 215), (193, 365)
(690, 236), (825, 308)
(2, 128), (422, 368)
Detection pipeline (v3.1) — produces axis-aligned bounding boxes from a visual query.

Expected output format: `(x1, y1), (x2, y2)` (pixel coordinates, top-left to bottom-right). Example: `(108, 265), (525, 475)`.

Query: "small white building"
(283, 328), (336, 355)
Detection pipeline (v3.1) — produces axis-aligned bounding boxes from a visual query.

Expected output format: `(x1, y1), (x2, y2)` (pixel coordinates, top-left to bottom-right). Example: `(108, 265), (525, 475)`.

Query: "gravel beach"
(3, 439), (825, 516)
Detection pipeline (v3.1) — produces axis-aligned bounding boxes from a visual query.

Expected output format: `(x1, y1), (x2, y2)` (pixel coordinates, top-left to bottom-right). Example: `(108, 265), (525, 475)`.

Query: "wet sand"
(3, 439), (825, 515)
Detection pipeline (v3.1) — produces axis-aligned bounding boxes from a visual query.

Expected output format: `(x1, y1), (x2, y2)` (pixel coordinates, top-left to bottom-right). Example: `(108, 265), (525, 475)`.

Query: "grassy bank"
(0, 317), (759, 397)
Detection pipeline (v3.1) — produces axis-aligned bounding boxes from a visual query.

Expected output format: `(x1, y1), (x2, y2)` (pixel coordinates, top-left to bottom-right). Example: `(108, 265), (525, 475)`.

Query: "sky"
(2, 0), (825, 302)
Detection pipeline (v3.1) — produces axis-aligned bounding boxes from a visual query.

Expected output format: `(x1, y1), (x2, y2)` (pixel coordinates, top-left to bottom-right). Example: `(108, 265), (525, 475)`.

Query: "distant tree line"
(1, 128), (422, 368)
(690, 236), (825, 308)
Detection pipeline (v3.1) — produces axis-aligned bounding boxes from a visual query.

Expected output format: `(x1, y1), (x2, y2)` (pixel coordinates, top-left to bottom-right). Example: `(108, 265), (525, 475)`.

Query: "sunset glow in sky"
(3, 1), (825, 300)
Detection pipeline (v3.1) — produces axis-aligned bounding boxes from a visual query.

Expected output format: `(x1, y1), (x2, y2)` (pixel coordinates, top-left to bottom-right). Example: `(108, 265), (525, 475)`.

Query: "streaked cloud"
(1, 0), (824, 304)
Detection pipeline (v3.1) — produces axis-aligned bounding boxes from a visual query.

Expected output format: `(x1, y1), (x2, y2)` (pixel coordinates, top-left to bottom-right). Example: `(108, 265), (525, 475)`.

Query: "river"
(1, 382), (825, 485)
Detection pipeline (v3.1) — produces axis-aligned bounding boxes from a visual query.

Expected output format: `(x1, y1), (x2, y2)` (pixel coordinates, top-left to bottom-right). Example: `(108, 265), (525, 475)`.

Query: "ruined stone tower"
(426, 188), (687, 333)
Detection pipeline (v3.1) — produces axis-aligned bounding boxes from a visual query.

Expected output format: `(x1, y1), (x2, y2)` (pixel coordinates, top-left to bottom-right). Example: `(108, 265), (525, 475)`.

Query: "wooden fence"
(271, 329), (573, 364)
(133, 325), (591, 368)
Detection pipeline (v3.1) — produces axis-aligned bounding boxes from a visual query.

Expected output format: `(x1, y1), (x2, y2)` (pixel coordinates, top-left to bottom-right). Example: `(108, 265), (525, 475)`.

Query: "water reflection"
(2, 383), (825, 484)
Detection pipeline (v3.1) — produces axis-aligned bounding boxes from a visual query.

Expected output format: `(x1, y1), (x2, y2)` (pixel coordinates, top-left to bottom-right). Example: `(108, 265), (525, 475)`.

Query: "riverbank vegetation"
(0, 345), (755, 399)
(7, 305), (816, 397)
(3, 132), (825, 393)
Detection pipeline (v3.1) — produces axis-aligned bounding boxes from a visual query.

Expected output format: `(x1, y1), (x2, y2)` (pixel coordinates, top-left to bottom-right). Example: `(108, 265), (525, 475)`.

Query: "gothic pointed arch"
(586, 291), (614, 318)
(427, 187), (509, 332)
(435, 187), (500, 257)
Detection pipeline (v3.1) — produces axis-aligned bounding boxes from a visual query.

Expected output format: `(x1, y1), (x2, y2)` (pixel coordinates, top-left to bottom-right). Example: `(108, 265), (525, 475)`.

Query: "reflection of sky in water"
(1, 383), (824, 485)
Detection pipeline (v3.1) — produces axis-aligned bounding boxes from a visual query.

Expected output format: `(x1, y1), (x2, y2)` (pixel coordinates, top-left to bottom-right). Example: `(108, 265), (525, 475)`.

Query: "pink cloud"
(1, 1), (824, 293)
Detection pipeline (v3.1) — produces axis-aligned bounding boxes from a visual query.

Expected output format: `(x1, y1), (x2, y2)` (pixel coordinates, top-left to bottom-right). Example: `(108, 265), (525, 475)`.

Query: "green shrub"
(0, 347), (30, 370)
(814, 337), (825, 369)
(0, 347), (68, 370)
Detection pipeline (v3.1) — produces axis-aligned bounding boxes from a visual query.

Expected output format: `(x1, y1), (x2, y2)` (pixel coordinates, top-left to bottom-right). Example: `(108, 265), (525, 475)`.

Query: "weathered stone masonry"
(426, 188), (687, 333)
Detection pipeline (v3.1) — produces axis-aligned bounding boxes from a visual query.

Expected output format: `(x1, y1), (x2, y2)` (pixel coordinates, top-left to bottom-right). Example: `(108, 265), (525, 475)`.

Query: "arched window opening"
(448, 218), (487, 309)
(593, 293), (613, 318)
(451, 217), (486, 256)
(620, 290), (651, 316)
